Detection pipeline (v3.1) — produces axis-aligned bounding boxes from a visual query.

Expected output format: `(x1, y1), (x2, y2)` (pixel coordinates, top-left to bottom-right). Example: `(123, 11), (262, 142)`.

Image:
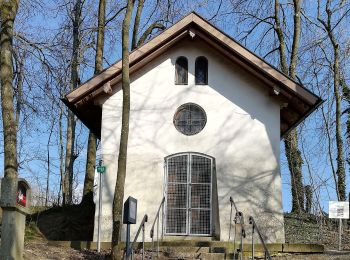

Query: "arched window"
(195, 56), (208, 85)
(175, 56), (188, 85)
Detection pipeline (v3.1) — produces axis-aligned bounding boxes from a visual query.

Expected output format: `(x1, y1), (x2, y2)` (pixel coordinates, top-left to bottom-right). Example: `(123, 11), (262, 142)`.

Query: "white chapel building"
(63, 12), (321, 243)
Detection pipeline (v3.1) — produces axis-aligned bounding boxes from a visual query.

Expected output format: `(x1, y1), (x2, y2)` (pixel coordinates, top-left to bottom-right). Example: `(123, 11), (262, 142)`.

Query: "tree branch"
(137, 23), (165, 47)
(105, 6), (126, 26)
(132, 0), (145, 50)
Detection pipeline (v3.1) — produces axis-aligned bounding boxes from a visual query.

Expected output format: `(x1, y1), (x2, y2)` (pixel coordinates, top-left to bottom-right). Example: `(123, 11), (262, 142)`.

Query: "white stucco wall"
(93, 38), (284, 243)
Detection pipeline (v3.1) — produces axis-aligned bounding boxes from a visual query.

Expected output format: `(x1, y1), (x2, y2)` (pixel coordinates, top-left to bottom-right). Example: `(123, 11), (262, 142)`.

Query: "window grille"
(175, 56), (188, 84)
(195, 56), (208, 85)
(165, 153), (213, 236)
(173, 103), (207, 136)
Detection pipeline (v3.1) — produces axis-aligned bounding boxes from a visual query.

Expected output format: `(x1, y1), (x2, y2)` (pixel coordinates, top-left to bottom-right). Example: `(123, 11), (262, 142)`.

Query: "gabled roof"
(63, 12), (322, 139)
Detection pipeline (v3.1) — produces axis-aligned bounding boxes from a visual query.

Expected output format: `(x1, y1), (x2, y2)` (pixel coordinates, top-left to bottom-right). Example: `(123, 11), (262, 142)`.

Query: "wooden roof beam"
(281, 108), (300, 125)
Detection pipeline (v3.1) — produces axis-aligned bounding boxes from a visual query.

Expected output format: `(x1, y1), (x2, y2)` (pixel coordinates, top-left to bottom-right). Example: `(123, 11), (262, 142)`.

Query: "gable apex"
(63, 12), (322, 138)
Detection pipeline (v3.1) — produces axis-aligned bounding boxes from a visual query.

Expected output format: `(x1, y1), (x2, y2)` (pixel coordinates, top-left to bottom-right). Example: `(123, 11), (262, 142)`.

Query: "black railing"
(150, 197), (165, 258)
(229, 196), (246, 260)
(249, 216), (272, 260)
(130, 214), (148, 260)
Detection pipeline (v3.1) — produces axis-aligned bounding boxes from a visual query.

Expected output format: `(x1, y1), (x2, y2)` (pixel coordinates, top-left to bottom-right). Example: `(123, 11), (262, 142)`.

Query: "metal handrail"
(130, 214), (148, 260)
(229, 197), (246, 238)
(249, 216), (272, 260)
(229, 196), (246, 260)
(131, 214), (148, 247)
(127, 214), (148, 260)
(150, 197), (165, 258)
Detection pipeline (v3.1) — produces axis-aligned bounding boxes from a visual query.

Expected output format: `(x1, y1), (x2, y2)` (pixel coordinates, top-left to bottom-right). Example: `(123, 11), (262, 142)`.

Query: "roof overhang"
(63, 12), (322, 139)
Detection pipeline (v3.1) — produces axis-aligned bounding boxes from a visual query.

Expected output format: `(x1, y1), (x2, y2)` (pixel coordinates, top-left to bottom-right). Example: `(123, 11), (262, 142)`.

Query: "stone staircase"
(48, 240), (325, 259)
(131, 241), (243, 259)
(130, 241), (325, 260)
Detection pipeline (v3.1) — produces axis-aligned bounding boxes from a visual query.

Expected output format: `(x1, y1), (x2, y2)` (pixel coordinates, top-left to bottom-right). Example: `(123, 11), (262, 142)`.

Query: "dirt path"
(24, 242), (108, 260)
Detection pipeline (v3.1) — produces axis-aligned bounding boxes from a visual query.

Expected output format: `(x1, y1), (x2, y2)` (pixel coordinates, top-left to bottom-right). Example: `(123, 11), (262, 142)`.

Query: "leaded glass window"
(195, 56), (208, 85)
(173, 103), (207, 135)
(175, 56), (188, 84)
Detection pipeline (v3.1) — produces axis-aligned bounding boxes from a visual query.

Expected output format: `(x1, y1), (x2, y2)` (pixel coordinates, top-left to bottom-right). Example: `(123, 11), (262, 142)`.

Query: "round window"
(173, 103), (207, 135)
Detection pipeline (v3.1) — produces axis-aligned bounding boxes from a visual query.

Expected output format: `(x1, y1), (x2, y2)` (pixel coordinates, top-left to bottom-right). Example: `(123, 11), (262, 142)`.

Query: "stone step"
(160, 246), (210, 253)
(162, 251), (206, 259)
(157, 256), (198, 260)
(157, 252), (255, 260)
(150, 247), (229, 260)
(198, 252), (225, 260)
(209, 246), (279, 256)
(157, 252), (226, 260)
(148, 248), (276, 259)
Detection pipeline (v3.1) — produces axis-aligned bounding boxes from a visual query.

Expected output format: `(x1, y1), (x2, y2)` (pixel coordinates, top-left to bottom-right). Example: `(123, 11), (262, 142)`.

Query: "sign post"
(123, 196), (137, 260)
(329, 201), (349, 251)
(97, 160), (106, 252)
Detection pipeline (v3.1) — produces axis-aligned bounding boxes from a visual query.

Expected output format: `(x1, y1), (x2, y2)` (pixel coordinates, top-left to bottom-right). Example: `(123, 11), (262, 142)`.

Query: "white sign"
(329, 201), (349, 219)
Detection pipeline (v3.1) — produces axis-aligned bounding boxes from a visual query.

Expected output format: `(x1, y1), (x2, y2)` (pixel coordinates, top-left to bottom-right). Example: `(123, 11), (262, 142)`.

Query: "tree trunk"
(333, 45), (346, 201)
(275, 0), (304, 213)
(0, 0), (20, 181)
(64, 0), (83, 205)
(64, 111), (76, 204)
(46, 121), (54, 206)
(289, 0), (301, 78)
(111, 0), (134, 258)
(131, 0), (144, 50)
(14, 50), (25, 130)
(304, 185), (312, 213)
(284, 129), (304, 212)
(83, 132), (97, 198)
(341, 78), (350, 184)
(59, 102), (64, 205)
(274, 0), (288, 73)
(82, 0), (106, 201)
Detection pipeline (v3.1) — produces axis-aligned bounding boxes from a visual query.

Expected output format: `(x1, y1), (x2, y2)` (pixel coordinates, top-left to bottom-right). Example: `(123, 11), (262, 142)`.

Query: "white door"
(165, 153), (213, 236)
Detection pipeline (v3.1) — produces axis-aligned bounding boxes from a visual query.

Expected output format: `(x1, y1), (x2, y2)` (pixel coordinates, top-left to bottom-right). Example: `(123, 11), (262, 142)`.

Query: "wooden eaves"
(62, 12), (323, 139)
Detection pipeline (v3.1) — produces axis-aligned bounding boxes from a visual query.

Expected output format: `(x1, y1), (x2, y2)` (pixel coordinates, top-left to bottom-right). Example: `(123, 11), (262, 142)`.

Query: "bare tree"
(232, 0), (306, 213)
(64, 0), (83, 205)
(111, 0), (134, 258)
(276, 0), (305, 213)
(317, 0), (349, 201)
(82, 0), (106, 201)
